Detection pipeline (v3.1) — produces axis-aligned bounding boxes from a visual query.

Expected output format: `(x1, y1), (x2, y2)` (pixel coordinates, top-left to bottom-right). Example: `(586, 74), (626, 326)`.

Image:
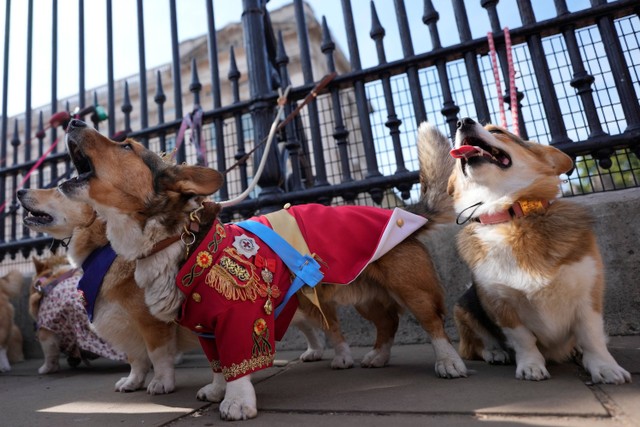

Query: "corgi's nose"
(457, 117), (476, 130)
(67, 119), (87, 130)
(16, 189), (26, 198)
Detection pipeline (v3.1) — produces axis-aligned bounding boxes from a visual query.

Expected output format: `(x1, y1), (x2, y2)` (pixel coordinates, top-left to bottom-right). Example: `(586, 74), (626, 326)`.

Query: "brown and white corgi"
(58, 118), (466, 421)
(18, 187), (199, 392)
(0, 269), (24, 372)
(27, 254), (125, 373)
(449, 117), (630, 384)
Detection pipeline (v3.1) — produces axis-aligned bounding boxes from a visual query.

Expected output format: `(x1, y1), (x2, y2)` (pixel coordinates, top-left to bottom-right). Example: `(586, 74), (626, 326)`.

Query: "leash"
(487, 28), (519, 136)
(171, 106), (207, 166)
(1, 106), (108, 216)
(235, 220), (324, 318)
(131, 74), (339, 257)
(217, 86), (290, 208)
(222, 72), (337, 176)
(218, 73), (336, 209)
(504, 28), (519, 136)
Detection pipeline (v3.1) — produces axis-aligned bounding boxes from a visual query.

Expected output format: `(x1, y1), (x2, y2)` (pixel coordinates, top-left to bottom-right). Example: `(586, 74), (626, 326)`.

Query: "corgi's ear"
(163, 164), (224, 197)
(447, 174), (456, 196)
(32, 257), (45, 275)
(541, 145), (574, 175)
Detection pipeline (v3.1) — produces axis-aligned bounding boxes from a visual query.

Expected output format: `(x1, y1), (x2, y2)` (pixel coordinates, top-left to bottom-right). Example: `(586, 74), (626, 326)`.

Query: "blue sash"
(235, 220), (324, 317)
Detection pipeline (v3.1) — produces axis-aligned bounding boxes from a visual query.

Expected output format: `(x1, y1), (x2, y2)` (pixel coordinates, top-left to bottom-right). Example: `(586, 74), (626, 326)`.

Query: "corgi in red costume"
(60, 119), (466, 421)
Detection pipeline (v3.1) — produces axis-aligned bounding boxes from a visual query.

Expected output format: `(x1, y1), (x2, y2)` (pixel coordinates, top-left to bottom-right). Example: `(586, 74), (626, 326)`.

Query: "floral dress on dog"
(37, 272), (126, 362)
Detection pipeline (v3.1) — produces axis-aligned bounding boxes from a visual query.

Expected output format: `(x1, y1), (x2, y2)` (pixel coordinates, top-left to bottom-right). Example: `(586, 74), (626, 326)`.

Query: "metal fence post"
(242, 0), (282, 212)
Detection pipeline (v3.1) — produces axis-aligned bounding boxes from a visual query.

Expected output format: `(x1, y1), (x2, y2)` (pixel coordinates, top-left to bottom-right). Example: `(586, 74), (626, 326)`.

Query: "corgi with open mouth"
(449, 117), (630, 384)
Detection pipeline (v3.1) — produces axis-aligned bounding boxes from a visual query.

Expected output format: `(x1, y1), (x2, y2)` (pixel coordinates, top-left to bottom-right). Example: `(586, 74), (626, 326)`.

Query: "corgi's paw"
(589, 363), (631, 384)
(219, 377), (257, 421)
(197, 383), (225, 402)
(432, 338), (468, 378)
(299, 348), (323, 362)
(516, 362), (550, 381)
(482, 348), (511, 365)
(435, 355), (468, 379)
(331, 354), (354, 369)
(331, 341), (353, 369)
(115, 375), (145, 392)
(361, 347), (391, 368)
(147, 377), (175, 395)
(38, 361), (60, 374)
(197, 373), (226, 402)
(219, 396), (258, 421)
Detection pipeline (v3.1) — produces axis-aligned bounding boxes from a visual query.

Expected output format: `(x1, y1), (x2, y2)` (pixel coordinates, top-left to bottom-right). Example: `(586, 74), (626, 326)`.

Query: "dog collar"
(34, 268), (79, 295)
(139, 202), (219, 260)
(475, 199), (550, 225)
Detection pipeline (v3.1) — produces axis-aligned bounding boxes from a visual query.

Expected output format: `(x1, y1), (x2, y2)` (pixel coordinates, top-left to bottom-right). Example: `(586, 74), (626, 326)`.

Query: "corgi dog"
(58, 118), (466, 421)
(18, 187), (199, 393)
(0, 269), (24, 372)
(448, 117), (631, 384)
(28, 254), (125, 373)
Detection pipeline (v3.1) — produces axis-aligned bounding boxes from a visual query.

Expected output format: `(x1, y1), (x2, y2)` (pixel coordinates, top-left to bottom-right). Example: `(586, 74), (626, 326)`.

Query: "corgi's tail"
(408, 122), (456, 225)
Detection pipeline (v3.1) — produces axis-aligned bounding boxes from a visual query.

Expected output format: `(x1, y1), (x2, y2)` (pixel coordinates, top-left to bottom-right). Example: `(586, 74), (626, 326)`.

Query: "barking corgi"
(18, 187), (199, 393)
(0, 269), (24, 372)
(449, 117), (631, 384)
(58, 118), (466, 421)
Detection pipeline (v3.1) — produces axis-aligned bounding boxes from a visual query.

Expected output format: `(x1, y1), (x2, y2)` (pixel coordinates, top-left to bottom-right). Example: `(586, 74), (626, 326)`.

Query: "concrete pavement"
(1, 336), (638, 427)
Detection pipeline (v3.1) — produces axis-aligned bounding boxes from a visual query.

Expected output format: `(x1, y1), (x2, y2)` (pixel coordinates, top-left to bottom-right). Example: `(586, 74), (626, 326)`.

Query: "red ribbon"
(255, 255), (276, 272)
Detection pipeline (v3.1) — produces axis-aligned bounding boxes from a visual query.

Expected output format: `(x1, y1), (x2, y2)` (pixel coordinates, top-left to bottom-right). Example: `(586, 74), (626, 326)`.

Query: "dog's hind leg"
(321, 302), (354, 369)
(355, 297), (399, 368)
(295, 289), (353, 368)
(376, 239), (467, 378)
(36, 328), (61, 374)
(290, 309), (325, 362)
(454, 286), (511, 365)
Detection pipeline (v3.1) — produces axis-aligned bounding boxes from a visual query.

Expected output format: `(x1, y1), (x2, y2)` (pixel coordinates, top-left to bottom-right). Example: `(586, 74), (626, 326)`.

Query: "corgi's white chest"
(472, 226), (600, 343)
(472, 226), (549, 294)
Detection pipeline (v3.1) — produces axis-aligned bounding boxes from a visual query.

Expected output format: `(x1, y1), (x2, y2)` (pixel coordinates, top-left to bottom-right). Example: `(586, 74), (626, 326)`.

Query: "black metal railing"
(0, 0), (639, 265)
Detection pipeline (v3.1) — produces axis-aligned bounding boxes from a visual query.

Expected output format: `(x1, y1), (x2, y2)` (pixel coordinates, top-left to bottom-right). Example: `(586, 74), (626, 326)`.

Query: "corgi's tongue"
(450, 145), (488, 160)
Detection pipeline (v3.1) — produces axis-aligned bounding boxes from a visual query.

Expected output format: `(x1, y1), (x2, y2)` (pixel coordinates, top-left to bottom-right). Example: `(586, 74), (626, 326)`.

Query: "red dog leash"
(487, 28), (519, 136)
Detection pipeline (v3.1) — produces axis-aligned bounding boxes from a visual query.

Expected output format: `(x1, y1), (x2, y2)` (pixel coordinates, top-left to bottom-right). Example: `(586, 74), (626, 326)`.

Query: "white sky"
(0, 0), (594, 117)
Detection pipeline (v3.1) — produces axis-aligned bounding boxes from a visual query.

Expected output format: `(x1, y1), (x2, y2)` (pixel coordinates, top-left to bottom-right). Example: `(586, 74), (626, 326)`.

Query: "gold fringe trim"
(206, 247), (267, 302)
(206, 265), (261, 302)
(222, 353), (275, 380)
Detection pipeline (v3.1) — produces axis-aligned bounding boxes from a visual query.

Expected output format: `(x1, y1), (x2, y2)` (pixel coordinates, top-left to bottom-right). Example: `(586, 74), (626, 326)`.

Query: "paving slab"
(169, 410), (623, 427)
(0, 354), (280, 427)
(2, 340), (638, 427)
(255, 346), (608, 417)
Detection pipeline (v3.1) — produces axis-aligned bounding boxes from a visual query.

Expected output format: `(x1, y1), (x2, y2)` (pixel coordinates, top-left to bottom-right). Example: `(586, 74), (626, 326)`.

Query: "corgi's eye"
(488, 129), (503, 135)
(121, 143), (133, 151)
